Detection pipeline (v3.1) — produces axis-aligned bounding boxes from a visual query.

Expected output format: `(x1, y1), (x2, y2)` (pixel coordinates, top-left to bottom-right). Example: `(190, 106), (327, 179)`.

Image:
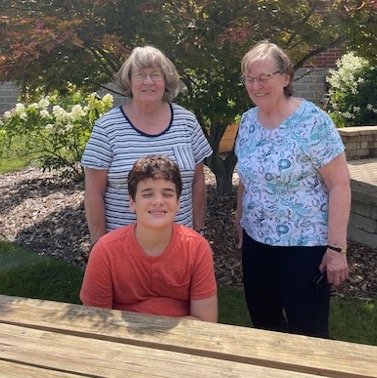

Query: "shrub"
(0, 86), (113, 178)
(326, 52), (377, 127)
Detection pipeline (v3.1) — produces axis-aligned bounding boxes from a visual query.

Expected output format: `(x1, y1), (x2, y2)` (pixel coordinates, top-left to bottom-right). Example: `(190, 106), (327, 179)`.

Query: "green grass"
(0, 241), (83, 304)
(218, 285), (377, 346)
(1, 240), (376, 346)
(0, 137), (38, 173)
(0, 155), (31, 173)
(330, 297), (377, 345)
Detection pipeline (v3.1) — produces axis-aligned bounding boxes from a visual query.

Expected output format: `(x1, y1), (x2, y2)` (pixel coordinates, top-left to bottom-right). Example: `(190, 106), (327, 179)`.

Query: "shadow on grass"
(0, 241), (83, 304)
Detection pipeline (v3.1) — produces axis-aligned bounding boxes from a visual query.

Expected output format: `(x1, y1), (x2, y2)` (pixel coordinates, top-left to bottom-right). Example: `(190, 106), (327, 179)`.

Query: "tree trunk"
(206, 150), (237, 195)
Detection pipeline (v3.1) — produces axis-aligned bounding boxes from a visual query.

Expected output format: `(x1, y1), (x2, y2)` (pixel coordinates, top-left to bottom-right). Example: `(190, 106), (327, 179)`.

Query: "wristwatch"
(196, 229), (205, 236)
(327, 245), (347, 254)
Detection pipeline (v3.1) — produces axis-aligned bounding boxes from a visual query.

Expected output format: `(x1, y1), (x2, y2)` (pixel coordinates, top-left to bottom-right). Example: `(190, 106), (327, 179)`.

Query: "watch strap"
(327, 245), (347, 254)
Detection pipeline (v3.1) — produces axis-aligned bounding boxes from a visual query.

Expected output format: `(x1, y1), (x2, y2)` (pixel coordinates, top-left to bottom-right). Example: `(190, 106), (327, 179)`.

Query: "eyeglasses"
(241, 71), (281, 86)
(132, 71), (165, 82)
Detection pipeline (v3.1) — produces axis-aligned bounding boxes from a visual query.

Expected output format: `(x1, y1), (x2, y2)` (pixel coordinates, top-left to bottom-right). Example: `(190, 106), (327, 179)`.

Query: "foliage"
(0, 87), (113, 178)
(338, 1), (377, 66)
(326, 52), (377, 127)
(1, 0), (376, 193)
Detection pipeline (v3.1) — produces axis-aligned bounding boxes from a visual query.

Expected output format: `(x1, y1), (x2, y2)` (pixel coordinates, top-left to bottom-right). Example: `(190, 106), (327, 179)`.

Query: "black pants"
(242, 231), (331, 338)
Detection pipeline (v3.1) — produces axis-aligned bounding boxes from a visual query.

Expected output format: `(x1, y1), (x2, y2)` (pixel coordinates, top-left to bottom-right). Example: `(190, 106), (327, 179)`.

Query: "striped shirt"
(81, 103), (212, 231)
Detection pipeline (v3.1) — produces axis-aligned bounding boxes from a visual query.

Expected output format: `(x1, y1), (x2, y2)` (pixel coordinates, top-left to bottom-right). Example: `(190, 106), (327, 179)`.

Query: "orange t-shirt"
(80, 224), (217, 317)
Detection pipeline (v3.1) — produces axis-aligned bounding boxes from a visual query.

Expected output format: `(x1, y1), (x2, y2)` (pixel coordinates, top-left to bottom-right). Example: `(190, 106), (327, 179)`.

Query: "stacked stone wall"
(339, 126), (377, 160)
(349, 181), (377, 249)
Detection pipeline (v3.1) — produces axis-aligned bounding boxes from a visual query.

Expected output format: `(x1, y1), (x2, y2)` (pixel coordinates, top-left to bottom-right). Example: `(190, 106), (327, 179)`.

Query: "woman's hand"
(319, 249), (349, 286)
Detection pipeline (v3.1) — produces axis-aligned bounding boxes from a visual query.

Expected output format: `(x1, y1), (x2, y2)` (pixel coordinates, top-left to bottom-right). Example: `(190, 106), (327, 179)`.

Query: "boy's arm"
(80, 243), (113, 308)
(182, 236), (218, 322)
(182, 295), (218, 322)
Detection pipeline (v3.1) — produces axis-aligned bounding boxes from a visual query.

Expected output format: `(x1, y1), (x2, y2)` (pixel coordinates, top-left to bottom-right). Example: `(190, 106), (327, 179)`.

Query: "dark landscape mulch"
(0, 167), (376, 300)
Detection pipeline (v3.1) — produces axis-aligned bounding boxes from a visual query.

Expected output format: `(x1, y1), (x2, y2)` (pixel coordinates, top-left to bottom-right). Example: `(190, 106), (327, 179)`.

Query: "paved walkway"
(347, 158), (377, 186)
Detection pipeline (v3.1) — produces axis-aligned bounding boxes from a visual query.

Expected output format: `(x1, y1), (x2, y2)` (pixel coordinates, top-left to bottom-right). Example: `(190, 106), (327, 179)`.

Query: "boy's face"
(129, 178), (179, 229)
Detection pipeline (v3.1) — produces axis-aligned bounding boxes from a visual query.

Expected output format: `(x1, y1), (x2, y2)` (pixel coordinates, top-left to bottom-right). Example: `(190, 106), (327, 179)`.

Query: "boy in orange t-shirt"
(80, 155), (218, 322)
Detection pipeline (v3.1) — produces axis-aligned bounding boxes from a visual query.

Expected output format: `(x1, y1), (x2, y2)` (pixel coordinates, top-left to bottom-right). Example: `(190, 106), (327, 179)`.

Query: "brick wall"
(305, 48), (341, 69)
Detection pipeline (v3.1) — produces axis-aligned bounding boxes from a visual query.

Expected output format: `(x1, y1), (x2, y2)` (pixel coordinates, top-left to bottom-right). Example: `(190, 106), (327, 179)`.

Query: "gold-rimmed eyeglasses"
(132, 72), (165, 82)
(241, 71), (281, 86)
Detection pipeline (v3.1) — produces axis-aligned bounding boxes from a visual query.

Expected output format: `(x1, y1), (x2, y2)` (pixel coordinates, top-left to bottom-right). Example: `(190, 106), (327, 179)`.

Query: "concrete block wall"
(339, 126), (377, 160)
(0, 82), (19, 114)
(293, 68), (329, 105)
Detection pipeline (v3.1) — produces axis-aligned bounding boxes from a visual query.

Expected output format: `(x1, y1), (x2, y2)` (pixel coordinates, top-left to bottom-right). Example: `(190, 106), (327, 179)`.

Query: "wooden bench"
(0, 294), (376, 377)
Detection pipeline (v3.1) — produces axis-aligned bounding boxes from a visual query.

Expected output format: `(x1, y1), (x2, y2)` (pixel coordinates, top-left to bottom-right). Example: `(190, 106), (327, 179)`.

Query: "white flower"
(45, 124), (54, 131)
(342, 111), (354, 119)
(65, 123), (74, 132)
(38, 98), (50, 109)
(102, 94), (113, 107)
(40, 110), (50, 118)
(52, 106), (68, 122)
(3, 111), (12, 119)
(70, 105), (85, 121)
(15, 103), (26, 114)
(367, 104), (373, 110)
(28, 103), (38, 111)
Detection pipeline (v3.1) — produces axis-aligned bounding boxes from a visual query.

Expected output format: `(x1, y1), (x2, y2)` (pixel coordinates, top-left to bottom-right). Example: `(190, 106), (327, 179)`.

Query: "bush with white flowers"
(0, 87), (113, 178)
(326, 52), (377, 127)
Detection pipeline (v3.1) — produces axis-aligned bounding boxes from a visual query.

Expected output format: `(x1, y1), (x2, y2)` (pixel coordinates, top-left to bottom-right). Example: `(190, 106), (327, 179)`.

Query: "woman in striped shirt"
(81, 45), (212, 246)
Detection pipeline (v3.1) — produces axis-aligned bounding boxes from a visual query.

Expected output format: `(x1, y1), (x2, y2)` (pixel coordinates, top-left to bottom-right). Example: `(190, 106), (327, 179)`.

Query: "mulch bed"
(1, 167), (376, 300)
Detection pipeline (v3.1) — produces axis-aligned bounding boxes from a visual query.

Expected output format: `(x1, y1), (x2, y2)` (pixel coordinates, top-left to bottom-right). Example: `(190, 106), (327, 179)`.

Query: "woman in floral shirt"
(235, 41), (350, 338)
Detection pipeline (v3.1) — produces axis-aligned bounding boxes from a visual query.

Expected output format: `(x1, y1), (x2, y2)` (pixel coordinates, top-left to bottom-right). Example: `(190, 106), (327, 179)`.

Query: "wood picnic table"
(0, 294), (376, 377)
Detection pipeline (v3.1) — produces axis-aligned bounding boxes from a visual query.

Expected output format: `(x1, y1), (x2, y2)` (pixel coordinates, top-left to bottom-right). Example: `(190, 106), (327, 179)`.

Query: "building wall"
(293, 67), (329, 105)
(0, 82), (19, 114)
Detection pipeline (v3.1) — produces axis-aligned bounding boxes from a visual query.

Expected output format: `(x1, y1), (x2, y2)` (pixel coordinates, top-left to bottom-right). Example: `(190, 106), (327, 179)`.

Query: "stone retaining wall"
(348, 181), (377, 248)
(339, 126), (377, 160)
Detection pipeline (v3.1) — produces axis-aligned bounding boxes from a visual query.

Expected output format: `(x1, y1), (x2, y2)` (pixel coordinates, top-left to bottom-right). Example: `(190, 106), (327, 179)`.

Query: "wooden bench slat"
(0, 322), (324, 378)
(1, 295), (376, 378)
(0, 359), (86, 377)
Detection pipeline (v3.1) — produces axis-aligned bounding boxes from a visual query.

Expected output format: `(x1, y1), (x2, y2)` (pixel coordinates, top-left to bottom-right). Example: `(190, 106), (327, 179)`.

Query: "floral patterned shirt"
(235, 100), (345, 246)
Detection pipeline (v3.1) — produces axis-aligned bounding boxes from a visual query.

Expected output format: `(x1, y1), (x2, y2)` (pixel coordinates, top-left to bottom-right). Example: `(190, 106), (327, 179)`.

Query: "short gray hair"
(241, 40), (295, 97)
(116, 45), (180, 101)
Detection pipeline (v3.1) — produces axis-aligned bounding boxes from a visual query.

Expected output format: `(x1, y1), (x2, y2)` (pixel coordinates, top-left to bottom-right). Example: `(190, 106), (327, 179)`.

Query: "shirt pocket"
(162, 279), (190, 301)
(173, 145), (195, 171)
